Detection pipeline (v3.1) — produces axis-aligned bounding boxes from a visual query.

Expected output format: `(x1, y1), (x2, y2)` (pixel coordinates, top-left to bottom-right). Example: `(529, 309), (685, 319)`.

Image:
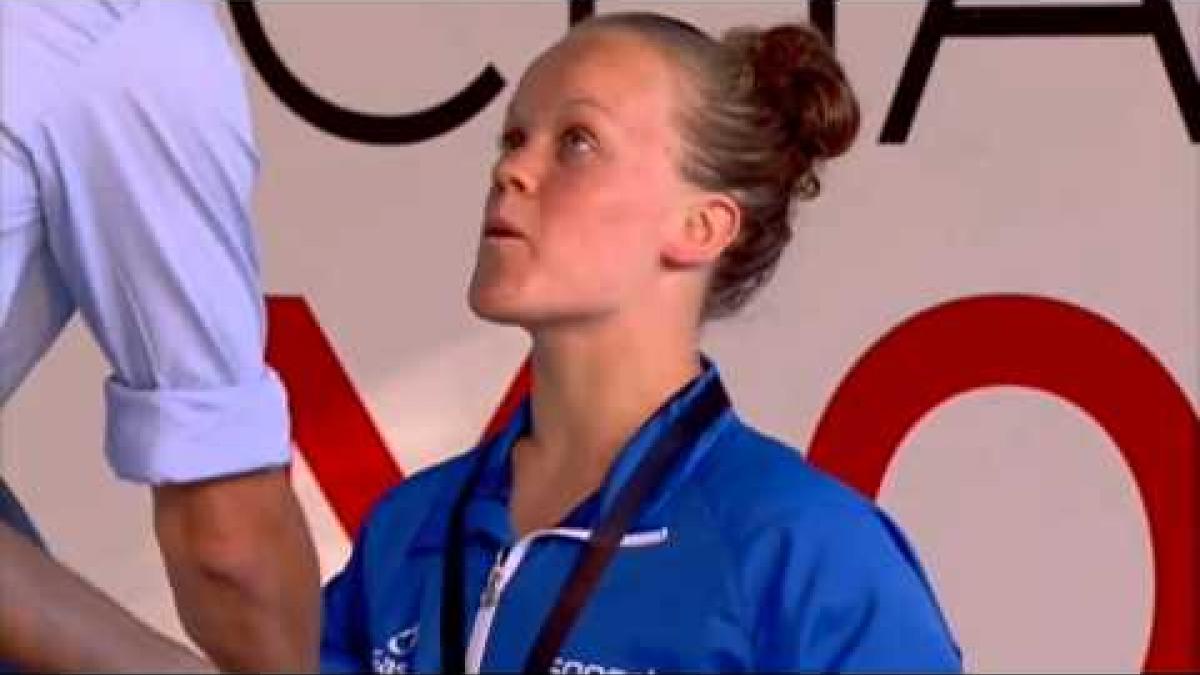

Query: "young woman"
(322, 12), (962, 673)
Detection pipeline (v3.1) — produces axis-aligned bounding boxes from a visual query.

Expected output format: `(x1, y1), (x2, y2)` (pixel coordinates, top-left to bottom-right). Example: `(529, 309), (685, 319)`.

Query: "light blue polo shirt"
(1, 0), (290, 483)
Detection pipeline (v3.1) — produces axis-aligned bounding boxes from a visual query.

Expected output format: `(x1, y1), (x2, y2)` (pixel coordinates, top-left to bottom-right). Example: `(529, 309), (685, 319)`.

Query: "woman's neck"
(522, 318), (702, 486)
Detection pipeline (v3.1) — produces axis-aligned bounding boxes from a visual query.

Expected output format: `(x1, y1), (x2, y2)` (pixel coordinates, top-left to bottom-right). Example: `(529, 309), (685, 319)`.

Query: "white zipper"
(464, 526), (669, 674)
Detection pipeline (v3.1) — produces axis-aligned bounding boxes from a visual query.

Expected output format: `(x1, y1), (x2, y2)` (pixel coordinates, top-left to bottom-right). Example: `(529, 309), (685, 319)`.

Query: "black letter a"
(881, 0), (1199, 143)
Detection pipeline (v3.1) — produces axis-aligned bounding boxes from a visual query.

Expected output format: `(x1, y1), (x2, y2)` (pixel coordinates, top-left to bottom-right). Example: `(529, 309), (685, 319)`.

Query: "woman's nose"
(492, 150), (535, 195)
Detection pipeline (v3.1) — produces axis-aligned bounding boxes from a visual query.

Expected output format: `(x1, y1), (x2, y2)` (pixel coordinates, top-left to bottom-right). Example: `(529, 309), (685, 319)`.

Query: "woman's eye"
(499, 127), (525, 153)
(559, 126), (597, 159)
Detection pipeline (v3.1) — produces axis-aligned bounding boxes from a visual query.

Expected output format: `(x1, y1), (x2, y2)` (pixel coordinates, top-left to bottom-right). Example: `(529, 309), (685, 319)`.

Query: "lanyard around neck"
(440, 374), (731, 673)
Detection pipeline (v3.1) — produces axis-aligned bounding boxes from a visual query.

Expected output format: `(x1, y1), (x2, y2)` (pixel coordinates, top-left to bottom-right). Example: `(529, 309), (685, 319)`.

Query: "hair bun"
(729, 25), (860, 167)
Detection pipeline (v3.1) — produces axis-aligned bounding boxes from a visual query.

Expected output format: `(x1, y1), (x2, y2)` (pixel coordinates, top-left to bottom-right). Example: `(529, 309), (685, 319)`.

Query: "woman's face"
(468, 28), (696, 329)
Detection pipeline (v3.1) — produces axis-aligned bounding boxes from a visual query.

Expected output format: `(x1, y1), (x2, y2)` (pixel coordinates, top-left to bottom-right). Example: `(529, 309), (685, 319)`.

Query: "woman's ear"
(663, 193), (741, 268)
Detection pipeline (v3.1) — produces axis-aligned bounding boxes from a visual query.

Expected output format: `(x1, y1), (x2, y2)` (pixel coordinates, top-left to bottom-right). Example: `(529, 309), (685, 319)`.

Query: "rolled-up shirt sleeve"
(27, 2), (290, 484)
(103, 370), (290, 485)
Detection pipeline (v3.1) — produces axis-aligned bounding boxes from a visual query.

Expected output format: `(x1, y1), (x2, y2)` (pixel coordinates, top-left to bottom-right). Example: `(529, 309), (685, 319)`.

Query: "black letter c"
(229, 2), (504, 145)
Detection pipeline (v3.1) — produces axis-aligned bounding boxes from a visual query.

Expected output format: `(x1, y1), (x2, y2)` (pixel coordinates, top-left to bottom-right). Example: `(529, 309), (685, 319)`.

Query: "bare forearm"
(154, 469), (320, 673)
(0, 523), (213, 673)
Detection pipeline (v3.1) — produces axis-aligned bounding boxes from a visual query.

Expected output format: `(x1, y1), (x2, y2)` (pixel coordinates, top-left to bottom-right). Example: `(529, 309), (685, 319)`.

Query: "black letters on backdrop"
(881, 0), (1198, 143)
(230, 0), (1197, 145)
(228, 1), (596, 145)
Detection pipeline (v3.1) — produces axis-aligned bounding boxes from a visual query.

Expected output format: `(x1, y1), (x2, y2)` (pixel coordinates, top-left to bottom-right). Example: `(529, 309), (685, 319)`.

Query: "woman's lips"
(483, 216), (524, 240)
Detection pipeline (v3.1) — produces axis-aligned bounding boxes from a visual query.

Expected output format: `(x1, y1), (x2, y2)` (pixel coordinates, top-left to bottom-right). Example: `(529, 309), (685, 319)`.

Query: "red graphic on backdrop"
(265, 296), (530, 536)
(265, 292), (1196, 671)
(265, 297), (402, 536)
(807, 293), (1198, 671)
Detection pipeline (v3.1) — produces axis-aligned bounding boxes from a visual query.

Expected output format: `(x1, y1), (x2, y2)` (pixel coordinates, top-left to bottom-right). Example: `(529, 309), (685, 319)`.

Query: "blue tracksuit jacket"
(321, 363), (962, 673)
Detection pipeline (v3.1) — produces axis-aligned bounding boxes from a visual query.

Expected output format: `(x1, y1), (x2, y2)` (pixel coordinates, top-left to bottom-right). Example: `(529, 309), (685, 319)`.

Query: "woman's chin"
(468, 283), (612, 330)
(467, 288), (530, 326)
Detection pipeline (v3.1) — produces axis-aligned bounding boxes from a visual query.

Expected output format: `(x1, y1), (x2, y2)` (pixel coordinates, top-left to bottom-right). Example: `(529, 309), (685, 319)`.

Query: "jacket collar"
(412, 356), (734, 551)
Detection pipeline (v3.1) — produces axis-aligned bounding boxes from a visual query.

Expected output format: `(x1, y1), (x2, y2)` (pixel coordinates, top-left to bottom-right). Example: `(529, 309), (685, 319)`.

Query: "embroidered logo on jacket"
(550, 655), (656, 674)
(373, 626), (419, 674)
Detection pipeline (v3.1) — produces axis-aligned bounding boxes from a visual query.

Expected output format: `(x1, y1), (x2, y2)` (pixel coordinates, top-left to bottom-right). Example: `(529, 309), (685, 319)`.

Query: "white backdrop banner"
(3, 2), (1197, 671)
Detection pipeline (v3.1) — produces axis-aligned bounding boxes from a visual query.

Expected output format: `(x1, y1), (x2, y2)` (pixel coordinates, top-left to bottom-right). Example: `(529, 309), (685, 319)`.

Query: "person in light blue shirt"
(0, 1), (318, 671)
(322, 12), (962, 673)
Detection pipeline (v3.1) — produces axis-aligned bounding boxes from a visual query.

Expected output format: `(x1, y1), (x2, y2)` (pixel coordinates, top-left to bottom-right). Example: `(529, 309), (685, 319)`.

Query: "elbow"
(151, 470), (313, 597)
